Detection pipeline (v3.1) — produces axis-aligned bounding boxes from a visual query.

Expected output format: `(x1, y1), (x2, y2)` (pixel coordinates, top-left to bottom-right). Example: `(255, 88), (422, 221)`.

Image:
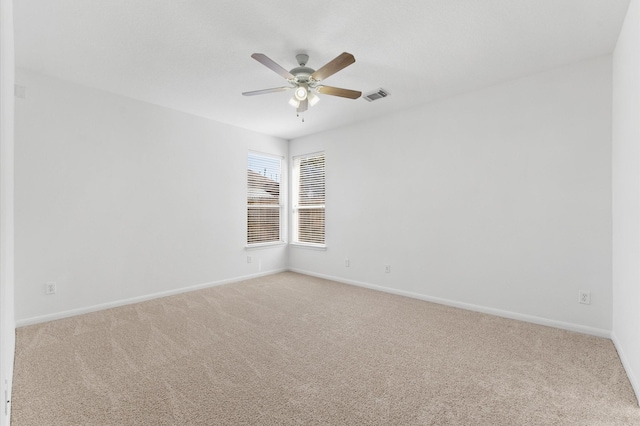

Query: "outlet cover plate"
(579, 290), (591, 305)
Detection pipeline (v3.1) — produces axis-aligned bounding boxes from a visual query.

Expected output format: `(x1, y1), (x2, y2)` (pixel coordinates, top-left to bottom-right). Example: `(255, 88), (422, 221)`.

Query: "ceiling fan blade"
(317, 86), (362, 99)
(297, 98), (308, 113)
(242, 87), (292, 96)
(311, 52), (356, 82)
(251, 53), (295, 80)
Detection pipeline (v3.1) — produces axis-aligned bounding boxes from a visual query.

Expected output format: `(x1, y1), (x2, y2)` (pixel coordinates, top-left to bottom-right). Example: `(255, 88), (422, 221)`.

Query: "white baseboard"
(288, 268), (612, 339)
(15, 269), (287, 328)
(611, 332), (640, 406)
(1, 318), (15, 425)
(17, 266), (614, 339)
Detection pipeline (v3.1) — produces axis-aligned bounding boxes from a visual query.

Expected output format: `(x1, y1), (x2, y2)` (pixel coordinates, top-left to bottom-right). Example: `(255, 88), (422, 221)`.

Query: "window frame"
(246, 151), (285, 248)
(291, 151), (326, 248)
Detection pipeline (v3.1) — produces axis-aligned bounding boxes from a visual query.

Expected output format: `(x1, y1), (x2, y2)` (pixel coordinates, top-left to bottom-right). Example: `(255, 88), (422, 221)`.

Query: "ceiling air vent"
(362, 88), (390, 102)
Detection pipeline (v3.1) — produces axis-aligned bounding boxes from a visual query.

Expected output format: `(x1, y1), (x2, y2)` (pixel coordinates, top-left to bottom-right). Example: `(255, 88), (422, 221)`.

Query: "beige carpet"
(11, 272), (640, 425)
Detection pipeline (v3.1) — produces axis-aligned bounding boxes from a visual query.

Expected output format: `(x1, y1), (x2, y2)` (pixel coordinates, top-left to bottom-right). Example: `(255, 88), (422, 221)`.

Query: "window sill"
(289, 242), (327, 251)
(245, 242), (287, 251)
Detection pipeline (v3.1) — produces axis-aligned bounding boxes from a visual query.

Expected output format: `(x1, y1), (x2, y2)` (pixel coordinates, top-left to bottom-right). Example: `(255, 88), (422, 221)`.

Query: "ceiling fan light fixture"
(294, 86), (308, 101)
(288, 95), (300, 108)
(308, 91), (320, 107)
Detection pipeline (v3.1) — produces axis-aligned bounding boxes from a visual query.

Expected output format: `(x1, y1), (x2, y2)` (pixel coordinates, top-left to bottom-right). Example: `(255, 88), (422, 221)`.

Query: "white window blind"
(293, 152), (325, 245)
(247, 153), (282, 245)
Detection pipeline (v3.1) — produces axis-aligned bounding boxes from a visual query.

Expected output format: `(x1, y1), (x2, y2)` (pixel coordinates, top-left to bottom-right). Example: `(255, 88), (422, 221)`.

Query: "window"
(247, 152), (282, 245)
(292, 152), (325, 246)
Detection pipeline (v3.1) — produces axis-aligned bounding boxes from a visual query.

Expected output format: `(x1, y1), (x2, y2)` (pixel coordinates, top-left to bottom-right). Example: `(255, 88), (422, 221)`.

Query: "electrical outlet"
(247, 256), (252, 264)
(45, 282), (56, 295)
(384, 265), (391, 273)
(579, 290), (591, 305)
(345, 259), (350, 267)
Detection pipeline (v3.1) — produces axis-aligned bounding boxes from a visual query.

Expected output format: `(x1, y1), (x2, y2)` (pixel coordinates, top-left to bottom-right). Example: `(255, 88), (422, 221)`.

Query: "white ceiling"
(14, 0), (631, 140)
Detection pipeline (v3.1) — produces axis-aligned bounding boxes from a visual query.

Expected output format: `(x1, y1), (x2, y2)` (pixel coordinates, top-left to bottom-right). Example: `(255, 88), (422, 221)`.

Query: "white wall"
(14, 70), (288, 324)
(612, 0), (640, 404)
(290, 56), (612, 336)
(0, 0), (15, 424)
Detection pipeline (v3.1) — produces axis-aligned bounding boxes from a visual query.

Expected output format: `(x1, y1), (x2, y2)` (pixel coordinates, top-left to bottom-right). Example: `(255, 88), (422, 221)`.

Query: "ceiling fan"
(242, 52), (362, 116)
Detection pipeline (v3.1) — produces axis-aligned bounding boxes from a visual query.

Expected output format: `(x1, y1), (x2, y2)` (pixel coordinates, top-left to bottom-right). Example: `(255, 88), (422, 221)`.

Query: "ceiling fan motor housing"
(290, 54), (316, 87)
(290, 68), (315, 86)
